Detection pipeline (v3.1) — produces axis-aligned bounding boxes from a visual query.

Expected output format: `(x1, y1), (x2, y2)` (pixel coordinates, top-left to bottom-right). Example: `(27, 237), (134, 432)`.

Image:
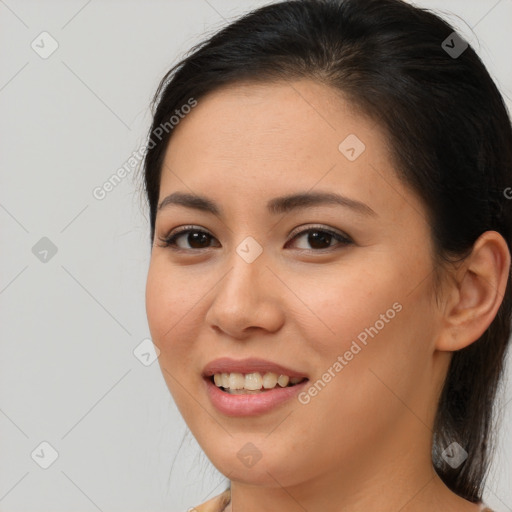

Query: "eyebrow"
(157, 191), (377, 217)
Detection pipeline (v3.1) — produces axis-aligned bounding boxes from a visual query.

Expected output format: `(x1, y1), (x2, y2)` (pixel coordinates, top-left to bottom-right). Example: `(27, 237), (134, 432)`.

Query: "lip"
(202, 357), (309, 417)
(204, 376), (309, 417)
(202, 357), (308, 379)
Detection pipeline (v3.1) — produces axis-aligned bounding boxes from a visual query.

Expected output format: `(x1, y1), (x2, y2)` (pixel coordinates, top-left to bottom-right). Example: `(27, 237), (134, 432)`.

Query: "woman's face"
(145, 80), (450, 490)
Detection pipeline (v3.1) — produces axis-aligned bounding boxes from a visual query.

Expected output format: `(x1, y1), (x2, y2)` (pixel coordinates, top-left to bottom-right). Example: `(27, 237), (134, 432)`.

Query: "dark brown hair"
(141, 0), (512, 501)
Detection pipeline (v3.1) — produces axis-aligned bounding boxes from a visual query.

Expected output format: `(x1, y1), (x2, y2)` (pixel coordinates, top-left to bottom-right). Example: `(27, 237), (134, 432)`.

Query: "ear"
(436, 231), (511, 352)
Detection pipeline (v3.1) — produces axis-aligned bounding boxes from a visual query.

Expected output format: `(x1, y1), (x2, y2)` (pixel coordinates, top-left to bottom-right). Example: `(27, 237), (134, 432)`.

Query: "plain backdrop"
(0, 1), (511, 511)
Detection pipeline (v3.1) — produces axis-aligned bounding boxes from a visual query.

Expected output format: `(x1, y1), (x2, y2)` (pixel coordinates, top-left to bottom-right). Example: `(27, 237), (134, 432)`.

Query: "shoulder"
(191, 489), (231, 512)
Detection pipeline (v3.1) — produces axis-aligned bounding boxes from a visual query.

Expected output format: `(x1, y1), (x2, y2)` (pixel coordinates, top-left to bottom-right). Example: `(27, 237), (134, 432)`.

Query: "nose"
(204, 248), (285, 339)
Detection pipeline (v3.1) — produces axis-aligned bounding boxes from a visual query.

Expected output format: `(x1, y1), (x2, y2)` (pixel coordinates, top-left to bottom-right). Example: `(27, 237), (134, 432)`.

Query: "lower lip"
(204, 377), (309, 417)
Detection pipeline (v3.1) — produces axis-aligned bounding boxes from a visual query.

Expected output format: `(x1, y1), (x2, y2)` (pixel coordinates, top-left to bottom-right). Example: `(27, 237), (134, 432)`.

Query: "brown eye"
(158, 227), (220, 250)
(287, 227), (352, 251)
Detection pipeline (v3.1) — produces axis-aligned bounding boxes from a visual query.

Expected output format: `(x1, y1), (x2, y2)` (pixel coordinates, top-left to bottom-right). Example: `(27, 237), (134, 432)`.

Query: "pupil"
(189, 232), (210, 248)
(309, 231), (331, 249)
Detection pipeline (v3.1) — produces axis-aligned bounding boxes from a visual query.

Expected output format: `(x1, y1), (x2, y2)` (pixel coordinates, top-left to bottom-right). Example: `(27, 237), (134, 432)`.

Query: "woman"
(142, 0), (511, 510)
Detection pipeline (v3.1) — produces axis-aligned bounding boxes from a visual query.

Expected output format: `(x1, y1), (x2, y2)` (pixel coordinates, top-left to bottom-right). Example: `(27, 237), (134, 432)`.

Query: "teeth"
(229, 373), (244, 390)
(262, 372), (277, 389)
(277, 375), (289, 387)
(212, 371), (305, 392)
(245, 372), (263, 390)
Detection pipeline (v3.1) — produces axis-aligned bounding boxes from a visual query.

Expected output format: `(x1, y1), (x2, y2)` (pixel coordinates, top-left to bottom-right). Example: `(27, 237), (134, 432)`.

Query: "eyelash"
(156, 224), (353, 253)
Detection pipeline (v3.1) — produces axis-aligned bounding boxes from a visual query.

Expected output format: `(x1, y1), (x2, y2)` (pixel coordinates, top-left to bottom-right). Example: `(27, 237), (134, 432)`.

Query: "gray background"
(0, 0), (511, 511)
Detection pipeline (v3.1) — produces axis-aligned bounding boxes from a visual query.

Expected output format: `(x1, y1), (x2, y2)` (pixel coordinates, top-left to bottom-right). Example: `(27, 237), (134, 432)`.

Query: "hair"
(141, 0), (512, 502)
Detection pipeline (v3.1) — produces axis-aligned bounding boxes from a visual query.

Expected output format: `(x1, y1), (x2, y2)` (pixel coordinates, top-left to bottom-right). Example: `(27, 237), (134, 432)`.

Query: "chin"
(202, 436), (309, 488)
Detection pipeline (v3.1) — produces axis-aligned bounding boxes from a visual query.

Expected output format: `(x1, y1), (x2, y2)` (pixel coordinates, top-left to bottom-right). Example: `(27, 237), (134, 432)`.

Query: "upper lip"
(202, 357), (309, 379)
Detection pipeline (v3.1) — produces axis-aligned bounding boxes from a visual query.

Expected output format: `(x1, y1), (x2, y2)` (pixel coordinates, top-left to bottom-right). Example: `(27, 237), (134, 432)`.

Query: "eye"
(286, 225), (353, 251)
(157, 226), (219, 251)
(156, 224), (352, 252)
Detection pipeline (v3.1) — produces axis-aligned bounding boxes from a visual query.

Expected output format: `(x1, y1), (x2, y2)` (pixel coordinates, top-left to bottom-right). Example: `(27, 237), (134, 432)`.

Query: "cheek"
(296, 250), (435, 410)
(145, 261), (200, 368)
(146, 259), (201, 339)
(297, 263), (403, 358)
(299, 271), (437, 434)
(145, 263), (206, 415)
(145, 265), (172, 344)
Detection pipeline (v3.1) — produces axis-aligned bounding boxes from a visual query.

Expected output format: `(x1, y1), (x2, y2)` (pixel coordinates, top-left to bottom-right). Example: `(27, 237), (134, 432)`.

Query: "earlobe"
(435, 231), (511, 352)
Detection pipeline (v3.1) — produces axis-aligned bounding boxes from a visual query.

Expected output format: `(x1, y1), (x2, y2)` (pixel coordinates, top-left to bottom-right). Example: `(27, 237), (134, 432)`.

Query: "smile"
(202, 358), (309, 416)
(212, 372), (307, 393)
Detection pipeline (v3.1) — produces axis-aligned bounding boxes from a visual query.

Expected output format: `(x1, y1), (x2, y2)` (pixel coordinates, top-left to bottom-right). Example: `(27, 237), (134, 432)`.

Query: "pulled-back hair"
(142, 0), (512, 501)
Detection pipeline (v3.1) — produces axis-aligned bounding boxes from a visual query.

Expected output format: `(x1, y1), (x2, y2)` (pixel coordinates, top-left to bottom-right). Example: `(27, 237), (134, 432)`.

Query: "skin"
(145, 79), (510, 511)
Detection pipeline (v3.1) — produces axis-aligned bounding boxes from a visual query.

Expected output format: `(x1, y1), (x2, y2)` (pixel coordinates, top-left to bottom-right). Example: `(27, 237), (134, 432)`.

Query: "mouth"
(209, 372), (308, 394)
(202, 357), (310, 416)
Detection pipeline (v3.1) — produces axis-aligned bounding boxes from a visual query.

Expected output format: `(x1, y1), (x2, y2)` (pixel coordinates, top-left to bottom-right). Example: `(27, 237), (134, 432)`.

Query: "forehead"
(158, 79), (422, 226)
(165, 79), (370, 165)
